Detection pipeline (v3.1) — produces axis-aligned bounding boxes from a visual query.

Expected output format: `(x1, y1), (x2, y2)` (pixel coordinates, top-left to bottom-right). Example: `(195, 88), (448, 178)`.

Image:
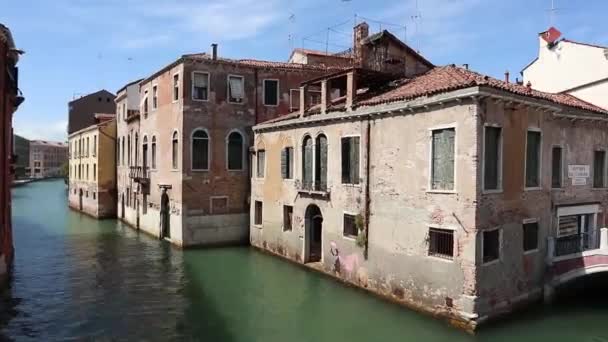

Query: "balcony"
(129, 166), (149, 184)
(548, 228), (608, 262)
(298, 180), (330, 199)
(125, 109), (140, 122)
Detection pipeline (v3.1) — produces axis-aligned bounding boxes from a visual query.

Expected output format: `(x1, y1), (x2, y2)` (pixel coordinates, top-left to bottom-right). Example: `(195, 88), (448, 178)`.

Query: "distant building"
(29, 140), (68, 178)
(288, 48), (354, 67)
(68, 116), (116, 218)
(0, 23), (24, 283)
(12, 134), (29, 179)
(68, 89), (116, 134)
(522, 27), (608, 110)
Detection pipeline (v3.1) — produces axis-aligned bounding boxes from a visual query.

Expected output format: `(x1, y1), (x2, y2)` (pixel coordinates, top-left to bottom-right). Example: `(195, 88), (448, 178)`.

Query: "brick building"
(68, 116), (117, 218)
(117, 43), (349, 247)
(29, 140), (68, 178)
(0, 24), (24, 282)
(68, 89), (116, 134)
(250, 24), (608, 330)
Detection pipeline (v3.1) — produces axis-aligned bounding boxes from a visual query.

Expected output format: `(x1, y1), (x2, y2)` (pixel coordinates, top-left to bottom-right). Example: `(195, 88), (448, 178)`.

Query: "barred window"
(428, 228), (454, 259)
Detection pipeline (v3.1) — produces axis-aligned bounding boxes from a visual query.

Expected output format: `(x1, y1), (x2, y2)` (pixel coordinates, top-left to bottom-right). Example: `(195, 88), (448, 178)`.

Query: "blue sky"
(2, 0), (607, 142)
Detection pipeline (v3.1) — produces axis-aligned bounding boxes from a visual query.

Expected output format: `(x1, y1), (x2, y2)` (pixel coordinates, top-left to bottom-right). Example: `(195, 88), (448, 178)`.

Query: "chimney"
(504, 71), (510, 83)
(463, 63), (469, 70)
(211, 43), (218, 60)
(353, 22), (369, 67)
(526, 81), (532, 89)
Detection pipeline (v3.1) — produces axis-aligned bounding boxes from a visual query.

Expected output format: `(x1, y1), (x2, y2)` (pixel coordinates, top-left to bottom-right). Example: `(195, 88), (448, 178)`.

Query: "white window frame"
(482, 123), (503, 194)
(256, 148), (266, 179)
(150, 135), (157, 171)
(427, 123), (458, 194)
(481, 227), (502, 266)
(524, 127), (542, 191)
(340, 134), (362, 187)
(289, 89), (300, 112)
(152, 84), (158, 111)
(171, 129), (180, 171)
(226, 129), (245, 171)
(190, 127), (211, 172)
(227, 74), (245, 104)
(592, 148), (607, 189)
(172, 72), (180, 103)
(342, 211), (359, 241)
(427, 224), (457, 262)
(551, 144), (565, 190)
(522, 218), (540, 255)
(263, 79), (280, 107)
(191, 71), (210, 102)
(209, 196), (229, 215)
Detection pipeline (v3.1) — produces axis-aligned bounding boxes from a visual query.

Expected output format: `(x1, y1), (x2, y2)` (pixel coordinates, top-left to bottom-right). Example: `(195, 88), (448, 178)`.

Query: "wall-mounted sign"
(568, 165), (590, 178)
(572, 177), (587, 186)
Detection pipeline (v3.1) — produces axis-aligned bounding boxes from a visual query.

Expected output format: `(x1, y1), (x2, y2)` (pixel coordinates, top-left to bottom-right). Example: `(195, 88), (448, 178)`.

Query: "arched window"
(302, 135), (313, 190)
(142, 136), (148, 169)
(172, 131), (179, 169)
(315, 134), (328, 191)
(191, 129), (209, 170)
(127, 135), (131, 166)
(151, 136), (157, 169)
(134, 133), (139, 166)
(227, 131), (244, 170)
(121, 137), (125, 166)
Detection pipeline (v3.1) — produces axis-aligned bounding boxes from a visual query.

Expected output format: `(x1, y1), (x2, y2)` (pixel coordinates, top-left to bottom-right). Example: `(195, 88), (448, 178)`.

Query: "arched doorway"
(305, 204), (323, 263)
(78, 189), (83, 211)
(160, 190), (170, 239)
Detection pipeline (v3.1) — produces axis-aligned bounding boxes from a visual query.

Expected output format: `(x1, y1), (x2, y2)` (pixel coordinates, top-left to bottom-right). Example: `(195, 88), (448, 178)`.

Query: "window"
(428, 228), (454, 260)
(151, 136), (157, 169)
(192, 130), (209, 170)
(256, 150), (265, 178)
(254, 201), (263, 226)
(263, 79), (279, 106)
(525, 130), (541, 188)
(142, 136), (148, 168)
(86, 164), (89, 180)
(309, 90), (321, 106)
(594, 150), (606, 188)
(283, 205), (293, 231)
(192, 72), (209, 101)
(173, 74), (180, 101)
(281, 147), (294, 179)
(228, 75), (244, 103)
(341, 136), (360, 184)
(343, 214), (358, 238)
(302, 136), (313, 189)
(93, 164), (96, 181)
(483, 126), (501, 190)
(135, 133), (139, 166)
(86, 137), (90, 157)
(227, 131), (244, 170)
(127, 135), (131, 166)
(552, 146), (562, 188)
(143, 90), (149, 115)
(482, 229), (500, 263)
(152, 85), (158, 109)
(315, 134), (328, 191)
(172, 131), (179, 169)
(93, 135), (97, 157)
(523, 221), (538, 252)
(289, 89), (300, 112)
(93, 192), (96, 200)
(431, 128), (455, 190)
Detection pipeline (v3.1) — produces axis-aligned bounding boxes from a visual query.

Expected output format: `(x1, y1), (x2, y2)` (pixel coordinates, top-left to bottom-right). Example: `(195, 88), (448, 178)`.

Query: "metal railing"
(555, 233), (596, 257)
(129, 166), (149, 183)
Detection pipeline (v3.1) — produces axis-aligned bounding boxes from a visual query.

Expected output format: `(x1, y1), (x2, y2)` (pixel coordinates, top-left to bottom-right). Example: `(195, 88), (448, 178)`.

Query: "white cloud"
(14, 120), (67, 142)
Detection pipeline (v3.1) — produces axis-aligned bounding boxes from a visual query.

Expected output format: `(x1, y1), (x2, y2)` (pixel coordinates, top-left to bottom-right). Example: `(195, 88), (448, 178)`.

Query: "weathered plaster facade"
(29, 140), (68, 178)
(68, 118), (117, 218)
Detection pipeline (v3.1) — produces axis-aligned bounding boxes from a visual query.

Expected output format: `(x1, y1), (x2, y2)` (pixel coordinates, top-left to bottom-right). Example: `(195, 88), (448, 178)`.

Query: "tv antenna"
(547, 0), (563, 26)
(410, 0), (422, 51)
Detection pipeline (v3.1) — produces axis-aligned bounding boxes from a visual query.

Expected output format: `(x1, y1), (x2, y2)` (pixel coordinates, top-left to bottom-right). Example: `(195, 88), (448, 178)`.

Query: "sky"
(2, 0), (607, 142)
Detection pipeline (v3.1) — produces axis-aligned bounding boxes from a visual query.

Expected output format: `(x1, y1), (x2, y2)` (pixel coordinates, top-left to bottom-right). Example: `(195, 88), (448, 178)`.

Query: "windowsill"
(263, 103), (279, 107)
(523, 249), (539, 255)
(282, 229), (293, 233)
(482, 189), (503, 194)
(171, 169), (180, 173)
(343, 235), (357, 242)
(192, 169), (210, 172)
(192, 98), (209, 102)
(282, 178), (295, 182)
(591, 187), (608, 191)
(426, 189), (456, 194)
(227, 168), (244, 172)
(524, 187), (542, 191)
(253, 224), (263, 229)
(228, 101), (245, 105)
(482, 259), (500, 267)
(551, 187), (565, 191)
(342, 183), (362, 188)
(427, 255), (454, 263)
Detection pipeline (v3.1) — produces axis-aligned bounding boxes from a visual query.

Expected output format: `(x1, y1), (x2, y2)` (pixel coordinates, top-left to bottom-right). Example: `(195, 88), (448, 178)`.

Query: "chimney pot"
(504, 71), (510, 83)
(211, 43), (218, 60)
(526, 81), (532, 89)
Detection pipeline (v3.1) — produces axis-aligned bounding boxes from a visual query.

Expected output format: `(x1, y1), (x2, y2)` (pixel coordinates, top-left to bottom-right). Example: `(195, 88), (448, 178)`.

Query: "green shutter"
(432, 129), (455, 190)
(303, 138), (313, 189)
(525, 131), (540, 188)
(351, 137), (360, 184)
(281, 148), (287, 179)
(316, 136), (328, 190)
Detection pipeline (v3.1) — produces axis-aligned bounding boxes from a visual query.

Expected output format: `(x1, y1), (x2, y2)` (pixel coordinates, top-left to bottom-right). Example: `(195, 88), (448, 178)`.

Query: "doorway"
(78, 189), (83, 211)
(160, 191), (170, 239)
(305, 204), (323, 263)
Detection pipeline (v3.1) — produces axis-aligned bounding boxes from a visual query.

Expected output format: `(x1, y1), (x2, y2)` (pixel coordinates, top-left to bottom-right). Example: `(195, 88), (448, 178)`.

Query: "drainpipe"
(364, 117), (371, 260)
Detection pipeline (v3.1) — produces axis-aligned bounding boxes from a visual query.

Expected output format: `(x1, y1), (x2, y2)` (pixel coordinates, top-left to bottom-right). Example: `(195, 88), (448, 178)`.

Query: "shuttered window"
(484, 127), (501, 190)
(227, 132), (243, 170)
(594, 150), (606, 188)
(192, 72), (209, 101)
(263, 80), (279, 106)
(192, 130), (209, 170)
(256, 150), (265, 178)
(552, 146), (562, 188)
(302, 136), (313, 189)
(525, 131), (541, 188)
(315, 135), (328, 191)
(228, 75), (244, 103)
(281, 147), (294, 179)
(431, 128), (455, 190)
(341, 136), (360, 184)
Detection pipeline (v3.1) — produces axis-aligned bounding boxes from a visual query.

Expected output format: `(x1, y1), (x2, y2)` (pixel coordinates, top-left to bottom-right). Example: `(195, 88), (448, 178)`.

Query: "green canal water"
(3, 179), (608, 341)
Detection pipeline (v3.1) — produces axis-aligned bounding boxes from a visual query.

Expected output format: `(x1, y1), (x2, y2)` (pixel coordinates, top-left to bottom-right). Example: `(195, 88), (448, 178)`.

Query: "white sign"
(568, 165), (590, 178)
(572, 177), (587, 186)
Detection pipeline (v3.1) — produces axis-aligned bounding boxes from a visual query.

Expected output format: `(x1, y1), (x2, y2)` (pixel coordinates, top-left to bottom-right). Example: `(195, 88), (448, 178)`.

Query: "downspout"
(364, 116), (371, 260)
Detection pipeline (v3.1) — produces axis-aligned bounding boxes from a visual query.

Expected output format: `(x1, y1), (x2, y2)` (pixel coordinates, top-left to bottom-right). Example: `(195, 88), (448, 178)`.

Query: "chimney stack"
(211, 43), (218, 60)
(504, 71), (510, 83)
(463, 63), (469, 70)
(353, 22), (369, 67)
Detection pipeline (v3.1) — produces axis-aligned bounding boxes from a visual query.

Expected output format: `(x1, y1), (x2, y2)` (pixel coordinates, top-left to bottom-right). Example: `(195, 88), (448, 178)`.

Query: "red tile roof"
(290, 48), (353, 59)
(358, 65), (608, 114)
(184, 53), (349, 72)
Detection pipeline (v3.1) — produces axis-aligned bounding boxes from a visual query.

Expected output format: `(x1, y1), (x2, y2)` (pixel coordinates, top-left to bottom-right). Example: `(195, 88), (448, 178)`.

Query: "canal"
(2, 179), (607, 341)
